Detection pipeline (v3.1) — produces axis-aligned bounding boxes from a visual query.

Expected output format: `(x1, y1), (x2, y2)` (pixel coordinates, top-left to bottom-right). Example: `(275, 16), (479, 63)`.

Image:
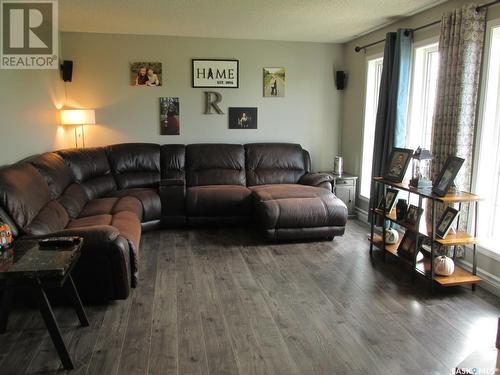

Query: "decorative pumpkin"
(385, 228), (399, 244)
(0, 222), (13, 250)
(434, 255), (455, 276)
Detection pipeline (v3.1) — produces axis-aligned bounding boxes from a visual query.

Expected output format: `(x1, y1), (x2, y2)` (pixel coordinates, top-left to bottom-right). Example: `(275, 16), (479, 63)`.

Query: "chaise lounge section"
(0, 142), (347, 302)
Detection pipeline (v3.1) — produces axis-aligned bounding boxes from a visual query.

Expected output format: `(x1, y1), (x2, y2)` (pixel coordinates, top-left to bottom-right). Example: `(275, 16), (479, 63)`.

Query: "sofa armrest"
(159, 179), (186, 225)
(26, 225), (131, 301)
(299, 173), (333, 187)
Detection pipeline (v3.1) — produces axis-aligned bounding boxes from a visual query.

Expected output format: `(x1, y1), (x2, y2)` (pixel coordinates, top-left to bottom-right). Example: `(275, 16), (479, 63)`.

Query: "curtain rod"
(354, 0), (500, 52)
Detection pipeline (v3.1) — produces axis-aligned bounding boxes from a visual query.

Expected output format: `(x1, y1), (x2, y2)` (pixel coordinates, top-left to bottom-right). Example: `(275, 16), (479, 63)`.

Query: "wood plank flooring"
(1, 220), (500, 375)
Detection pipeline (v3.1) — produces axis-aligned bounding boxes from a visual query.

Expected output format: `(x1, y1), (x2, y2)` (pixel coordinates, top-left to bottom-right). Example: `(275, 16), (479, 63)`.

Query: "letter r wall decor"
(192, 59), (239, 88)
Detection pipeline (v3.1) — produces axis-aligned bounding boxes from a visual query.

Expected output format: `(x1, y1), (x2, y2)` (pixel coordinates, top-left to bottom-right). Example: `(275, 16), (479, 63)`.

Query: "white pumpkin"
(434, 256), (455, 276)
(384, 228), (399, 244)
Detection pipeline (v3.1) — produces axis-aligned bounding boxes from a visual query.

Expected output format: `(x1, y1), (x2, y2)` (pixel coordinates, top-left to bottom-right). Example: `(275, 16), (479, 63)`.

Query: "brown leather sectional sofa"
(0, 143), (347, 301)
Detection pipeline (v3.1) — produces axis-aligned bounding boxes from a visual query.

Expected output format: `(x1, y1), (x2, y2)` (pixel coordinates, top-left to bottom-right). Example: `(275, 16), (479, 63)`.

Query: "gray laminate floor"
(1, 220), (500, 375)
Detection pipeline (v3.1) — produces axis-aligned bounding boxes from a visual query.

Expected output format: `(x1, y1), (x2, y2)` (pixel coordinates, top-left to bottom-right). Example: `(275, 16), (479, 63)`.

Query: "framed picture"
(229, 107), (257, 129)
(405, 204), (423, 226)
(383, 148), (413, 182)
(377, 188), (399, 213)
(433, 156), (465, 196)
(130, 62), (162, 86)
(436, 207), (459, 239)
(159, 97), (180, 135)
(397, 230), (419, 260)
(263, 67), (285, 97)
(192, 59), (239, 88)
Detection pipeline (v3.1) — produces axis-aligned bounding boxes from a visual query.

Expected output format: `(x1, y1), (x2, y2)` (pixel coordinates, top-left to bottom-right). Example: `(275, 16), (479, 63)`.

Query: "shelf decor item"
(384, 228), (399, 244)
(405, 204), (423, 226)
(433, 156), (465, 196)
(397, 230), (418, 260)
(396, 199), (408, 220)
(436, 207), (459, 239)
(377, 188), (399, 213)
(434, 255), (455, 276)
(409, 147), (432, 189)
(383, 147), (413, 182)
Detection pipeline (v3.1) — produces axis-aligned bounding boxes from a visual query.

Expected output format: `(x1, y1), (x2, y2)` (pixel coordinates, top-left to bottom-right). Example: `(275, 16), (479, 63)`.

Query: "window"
(360, 56), (383, 199)
(474, 23), (500, 253)
(407, 41), (439, 150)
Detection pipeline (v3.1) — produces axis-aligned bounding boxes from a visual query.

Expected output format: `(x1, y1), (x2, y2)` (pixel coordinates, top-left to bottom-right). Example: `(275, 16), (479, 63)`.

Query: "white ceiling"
(59, 0), (446, 43)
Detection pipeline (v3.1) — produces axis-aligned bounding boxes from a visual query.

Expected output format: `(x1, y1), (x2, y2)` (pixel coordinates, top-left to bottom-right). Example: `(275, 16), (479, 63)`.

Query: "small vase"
(396, 199), (408, 220)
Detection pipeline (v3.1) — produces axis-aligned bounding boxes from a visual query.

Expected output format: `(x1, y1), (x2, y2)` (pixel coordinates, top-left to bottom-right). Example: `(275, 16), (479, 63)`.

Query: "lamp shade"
(60, 109), (95, 125)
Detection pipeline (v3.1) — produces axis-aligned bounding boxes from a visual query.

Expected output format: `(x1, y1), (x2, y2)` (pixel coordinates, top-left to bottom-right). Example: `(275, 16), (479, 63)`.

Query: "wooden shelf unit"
(369, 178), (482, 289)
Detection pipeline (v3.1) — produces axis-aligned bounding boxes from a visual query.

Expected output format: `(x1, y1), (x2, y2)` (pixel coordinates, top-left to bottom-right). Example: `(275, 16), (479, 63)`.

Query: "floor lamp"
(60, 109), (95, 148)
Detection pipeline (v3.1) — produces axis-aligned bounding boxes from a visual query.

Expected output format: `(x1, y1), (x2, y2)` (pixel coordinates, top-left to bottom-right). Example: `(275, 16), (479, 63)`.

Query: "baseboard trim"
(356, 207), (369, 224)
(456, 259), (500, 297)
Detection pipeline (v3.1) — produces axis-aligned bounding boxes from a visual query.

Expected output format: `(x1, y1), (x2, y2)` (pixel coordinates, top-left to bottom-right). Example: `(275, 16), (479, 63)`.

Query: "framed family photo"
(433, 156), (465, 196)
(228, 107), (257, 129)
(405, 204), (423, 226)
(263, 67), (285, 97)
(131, 62), (162, 86)
(397, 231), (418, 260)
(436, 207), (459, 239)
(159, 97), (180, 135)
(377, 188), (399, 213)
(383, 148), (413, 182)
(192, 59), (239, 88)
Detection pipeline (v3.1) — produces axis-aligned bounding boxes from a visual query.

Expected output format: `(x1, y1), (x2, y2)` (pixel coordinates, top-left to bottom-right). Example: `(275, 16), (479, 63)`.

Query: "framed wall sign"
(192, 59), (239, 88)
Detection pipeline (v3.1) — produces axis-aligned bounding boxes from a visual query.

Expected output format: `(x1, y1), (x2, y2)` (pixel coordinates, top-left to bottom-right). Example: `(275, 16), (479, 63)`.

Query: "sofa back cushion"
(58, 147), (116, 199)
(186, 144), (246, 186)
(25, 200), (69, 235)
(245, 143), (307, 186)
(0, 163), (51, 232)
(107, 143), (160, 189)
(160, 144), (185, 180)
(29, 152), (73, 199)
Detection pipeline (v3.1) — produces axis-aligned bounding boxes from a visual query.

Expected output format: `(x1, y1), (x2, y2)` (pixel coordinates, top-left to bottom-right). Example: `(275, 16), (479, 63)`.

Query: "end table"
(0, 238), (89, 370)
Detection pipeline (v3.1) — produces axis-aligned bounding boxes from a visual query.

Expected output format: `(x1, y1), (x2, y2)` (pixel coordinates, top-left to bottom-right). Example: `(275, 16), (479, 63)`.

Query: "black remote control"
(38, 237), (80, 250)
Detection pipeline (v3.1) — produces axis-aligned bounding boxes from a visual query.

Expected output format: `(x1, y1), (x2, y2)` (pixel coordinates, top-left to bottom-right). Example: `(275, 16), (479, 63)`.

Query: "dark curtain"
(369, 29), (413, 220)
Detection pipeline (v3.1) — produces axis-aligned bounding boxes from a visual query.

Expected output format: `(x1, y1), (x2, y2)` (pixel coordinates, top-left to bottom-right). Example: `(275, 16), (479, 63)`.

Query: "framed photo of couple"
(130, 62), (162, 87)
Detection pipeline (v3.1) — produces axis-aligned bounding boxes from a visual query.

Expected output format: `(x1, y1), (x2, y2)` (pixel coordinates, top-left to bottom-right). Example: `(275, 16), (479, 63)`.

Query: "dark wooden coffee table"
(0, 238), (89, 370)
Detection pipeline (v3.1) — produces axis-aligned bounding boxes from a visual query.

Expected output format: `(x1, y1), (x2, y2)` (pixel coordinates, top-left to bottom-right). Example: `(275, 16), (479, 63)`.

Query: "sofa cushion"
(108, 188), (161, 222)
(25, 200), (70, 235)
(245, 143), (307, 186)
(79, 196), (143, 221)
(160, 144), (185, 180)
(0, 163), (51, 231)
(58, 183), (89, 219)
(251, 184), (347, 229)
(186, 185), (252, 216)
(29, 152), (73, 199)
(186, 144), (246, 186)
(58, 147), (116, 199)
(107, 143), (160, 189)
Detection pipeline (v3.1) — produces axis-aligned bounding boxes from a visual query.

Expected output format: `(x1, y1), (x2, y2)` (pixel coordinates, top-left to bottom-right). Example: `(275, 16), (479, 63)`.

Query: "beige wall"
(59, 32), (343, 171)
(0, 69), (71, 165)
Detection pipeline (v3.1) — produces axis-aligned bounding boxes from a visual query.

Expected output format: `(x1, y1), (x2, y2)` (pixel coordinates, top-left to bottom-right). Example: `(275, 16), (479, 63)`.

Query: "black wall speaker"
(61, 60), (73, 82)
(335, 71), (346, 90)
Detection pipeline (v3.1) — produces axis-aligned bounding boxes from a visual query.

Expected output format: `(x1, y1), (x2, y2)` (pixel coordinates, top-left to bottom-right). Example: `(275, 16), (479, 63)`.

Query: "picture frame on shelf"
(436, 207), (459, 239)
(383, 148), (413, 182)
(377, 188), (399, 213)
(397, 230), (418, 260)
(405, 204), (423, 226)
(433, 156), (465, 196)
